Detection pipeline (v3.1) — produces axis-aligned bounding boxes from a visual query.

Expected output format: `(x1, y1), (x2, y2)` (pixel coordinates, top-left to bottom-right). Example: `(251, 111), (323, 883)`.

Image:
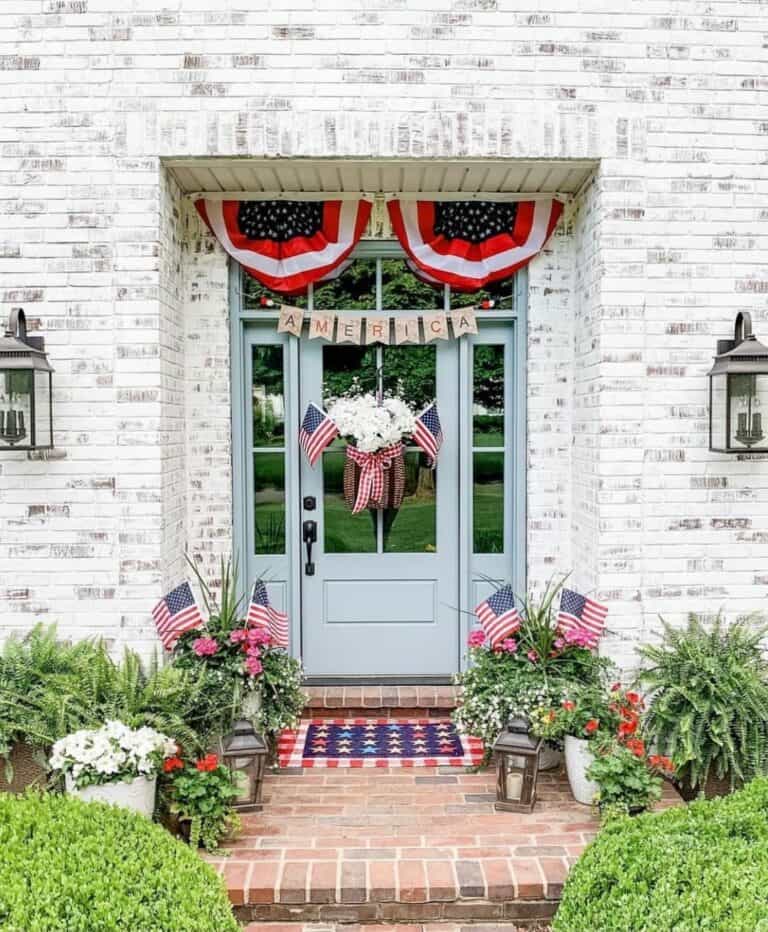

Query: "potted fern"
(638, 613), (768, 799)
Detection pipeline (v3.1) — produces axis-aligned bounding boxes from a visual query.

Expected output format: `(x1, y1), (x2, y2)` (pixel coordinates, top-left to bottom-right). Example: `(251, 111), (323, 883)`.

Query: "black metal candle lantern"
(0, 308), (54, 452)
(492, 716), (543, 813)
(222, 719), (268, 813)
(709, 312), (768, 453)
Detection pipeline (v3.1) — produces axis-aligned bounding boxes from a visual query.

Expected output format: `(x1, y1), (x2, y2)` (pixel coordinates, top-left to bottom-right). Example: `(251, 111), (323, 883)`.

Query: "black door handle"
(303, 520), (317, 575)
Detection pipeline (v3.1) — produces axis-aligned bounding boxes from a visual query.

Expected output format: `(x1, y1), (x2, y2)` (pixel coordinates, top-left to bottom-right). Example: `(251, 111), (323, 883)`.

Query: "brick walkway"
(207, 764), (601, 924)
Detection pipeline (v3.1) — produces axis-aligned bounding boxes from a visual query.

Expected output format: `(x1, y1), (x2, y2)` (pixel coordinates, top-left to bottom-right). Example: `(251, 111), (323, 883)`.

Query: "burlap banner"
(274, 305), (480, 344)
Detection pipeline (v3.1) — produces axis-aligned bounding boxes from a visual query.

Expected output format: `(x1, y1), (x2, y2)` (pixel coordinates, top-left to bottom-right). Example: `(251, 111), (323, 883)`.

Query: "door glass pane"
(252, 345), (285, 446)
(449, 276), (516, 310)
(473, 345), (504, 446)
(323, 449), (377, 553)
(383, 450), (437, 553)
(323, 345), (378, 403)
(381, 259), (444, 309)
(382, 345), (436, 411)
(242, 273), (307, 310)
(312, 258), (377, 310)
(254, 453), (285, 554)
(473, 452), (504, 553)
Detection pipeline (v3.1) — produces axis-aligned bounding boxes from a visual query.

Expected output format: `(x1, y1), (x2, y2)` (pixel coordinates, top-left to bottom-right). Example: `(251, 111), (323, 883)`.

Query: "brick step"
(303, 685), (459, 717)
(207, 767), (596, 926)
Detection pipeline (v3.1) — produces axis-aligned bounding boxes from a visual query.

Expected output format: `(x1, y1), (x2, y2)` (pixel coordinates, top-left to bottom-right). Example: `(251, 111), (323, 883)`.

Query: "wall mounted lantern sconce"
(709, 312), (768, 453)
(0, 308), (54, 453)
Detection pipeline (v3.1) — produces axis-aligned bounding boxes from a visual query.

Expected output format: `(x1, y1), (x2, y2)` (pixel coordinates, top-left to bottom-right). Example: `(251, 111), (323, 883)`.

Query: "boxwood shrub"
(555, 777), (768, 932)
(0, 792), (238, 932)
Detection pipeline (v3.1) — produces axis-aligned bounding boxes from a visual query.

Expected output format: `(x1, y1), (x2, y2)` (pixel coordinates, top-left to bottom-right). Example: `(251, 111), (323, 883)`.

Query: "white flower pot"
(539, 745), (563, 772)
(65, 774), (156, 818)
(565, 735), (599, 805)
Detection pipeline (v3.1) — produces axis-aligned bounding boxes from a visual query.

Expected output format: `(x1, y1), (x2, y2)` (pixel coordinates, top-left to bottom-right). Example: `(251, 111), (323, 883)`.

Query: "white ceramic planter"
(565, 735), (599, 805)
(65, 774), (157, 818)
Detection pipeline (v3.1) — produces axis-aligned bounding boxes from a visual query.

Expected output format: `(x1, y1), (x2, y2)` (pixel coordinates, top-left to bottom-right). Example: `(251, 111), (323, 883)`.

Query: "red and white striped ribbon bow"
(345, 442), (404, 514)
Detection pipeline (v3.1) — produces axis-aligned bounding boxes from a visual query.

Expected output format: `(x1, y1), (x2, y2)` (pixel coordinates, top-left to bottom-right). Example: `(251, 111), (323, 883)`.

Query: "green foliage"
(638, 612), (768, 791)
(586, 737), (663, 818)
(530, 684), (620, 743)
(0, 626), (212, 759)
(163, 758), (240, 852)
(554, 777), (768, 932)
(0, 792), (238, 932)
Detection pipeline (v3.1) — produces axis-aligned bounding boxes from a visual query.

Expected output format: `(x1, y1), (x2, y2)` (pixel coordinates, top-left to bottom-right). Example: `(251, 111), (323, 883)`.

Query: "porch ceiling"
(164, 157), (596, 201)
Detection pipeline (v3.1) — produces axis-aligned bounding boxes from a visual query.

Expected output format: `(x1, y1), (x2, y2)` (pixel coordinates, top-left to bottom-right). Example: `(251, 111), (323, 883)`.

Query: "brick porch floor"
(207, 764), (602, 925)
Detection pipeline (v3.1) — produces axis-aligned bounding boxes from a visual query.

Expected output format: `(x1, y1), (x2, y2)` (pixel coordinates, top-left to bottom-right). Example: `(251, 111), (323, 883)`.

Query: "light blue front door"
(299, 338), (460, 677)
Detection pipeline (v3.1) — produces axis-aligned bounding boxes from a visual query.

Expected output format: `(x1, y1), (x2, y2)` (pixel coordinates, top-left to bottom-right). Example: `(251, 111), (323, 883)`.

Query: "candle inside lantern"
(753, 413), (762, 435)
(7, 410), (16, 437)
(738, 412), (748, 433)
(506, 771), (523, 800)
(17, 410), (24, 435)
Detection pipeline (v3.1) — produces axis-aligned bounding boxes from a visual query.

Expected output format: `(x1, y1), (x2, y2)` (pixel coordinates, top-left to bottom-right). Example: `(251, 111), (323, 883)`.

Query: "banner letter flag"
(336, 316), (362, 345)
(556, 588), (608, 648)
(387, 199), (564, 291)
(413, 401), (443, 466)
(450, 308), (478, 337)
(365, 317), (390, 345)
(152, 581), (204, 651)
(277, 304), (304, 337)
(299, 402), (338, 466)
(394, 317), (421, 345)
(475, 585), (522, 648)
(423, 312), (449, 342)
(194, 199), (372, 295)
(247, 580), (289, 648)
(309, 312), (336, 341)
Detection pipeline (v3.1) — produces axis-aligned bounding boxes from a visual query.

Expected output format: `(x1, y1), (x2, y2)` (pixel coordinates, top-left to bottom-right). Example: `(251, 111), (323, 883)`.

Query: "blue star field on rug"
(278, 717), (484, 768)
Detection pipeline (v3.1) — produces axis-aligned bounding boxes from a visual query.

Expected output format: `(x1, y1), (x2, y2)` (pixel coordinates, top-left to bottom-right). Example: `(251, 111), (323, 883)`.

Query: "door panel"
(299, 337), (460, 676)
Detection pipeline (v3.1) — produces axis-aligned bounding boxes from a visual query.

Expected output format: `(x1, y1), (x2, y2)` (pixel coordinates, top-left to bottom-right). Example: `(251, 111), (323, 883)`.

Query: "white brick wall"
(1, 1), (767, 668)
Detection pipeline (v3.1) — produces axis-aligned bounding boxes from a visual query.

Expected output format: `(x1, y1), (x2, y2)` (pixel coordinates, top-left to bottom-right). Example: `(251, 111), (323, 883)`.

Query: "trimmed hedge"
(554, 777), (768, 932)
(0, 792), (238, 932)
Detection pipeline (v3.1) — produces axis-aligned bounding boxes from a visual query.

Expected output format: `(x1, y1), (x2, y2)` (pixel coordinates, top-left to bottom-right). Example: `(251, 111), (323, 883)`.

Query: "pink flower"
(468, 629), (486, 648)
(564, 627), (594, 649)
(246, 645), (261, 660)
(245, 655), (263, 676)
(247, 627), (271, 646)
(230, 629), (247, 644)
(554, 638), (565, 650)
(527, 649), (539, 663)
(192, 637), (219, 657)
(501, 638), (518, 654)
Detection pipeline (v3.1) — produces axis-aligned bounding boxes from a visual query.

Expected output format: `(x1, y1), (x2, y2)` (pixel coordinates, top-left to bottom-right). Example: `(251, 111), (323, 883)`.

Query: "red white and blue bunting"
(387, 199), (564, 291)
(194, 198), (372, 295)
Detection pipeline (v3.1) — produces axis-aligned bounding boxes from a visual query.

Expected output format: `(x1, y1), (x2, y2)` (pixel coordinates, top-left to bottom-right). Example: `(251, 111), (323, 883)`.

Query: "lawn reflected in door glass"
(323, 451), (377, 553)
(383, 451), (437, 553)
(252, 345), (285, 447)
(254, 453), (285, 554)
(473, 345), (504, 447)
(473, 452), (503, 553)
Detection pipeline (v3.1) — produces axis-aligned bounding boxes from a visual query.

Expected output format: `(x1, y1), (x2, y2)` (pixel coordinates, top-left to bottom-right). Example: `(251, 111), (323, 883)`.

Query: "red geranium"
(163, 756), (185, 773)
(625, 737), (645, 758)
(195, 754), (219, 772)
(618, 719), (638, 738)
(625, 691), (642, 706)
(584, 719), (600, 735)
(649, 754), (675, 773)
(562, 700), (576, 712)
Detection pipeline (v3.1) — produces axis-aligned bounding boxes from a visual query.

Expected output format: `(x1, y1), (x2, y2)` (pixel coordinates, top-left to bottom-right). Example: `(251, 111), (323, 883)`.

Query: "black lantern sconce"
(222, 719), (269, 813)
(0, 308), (54, 453)
(492, 716), (543, 813)
(709, 312), (768, 453)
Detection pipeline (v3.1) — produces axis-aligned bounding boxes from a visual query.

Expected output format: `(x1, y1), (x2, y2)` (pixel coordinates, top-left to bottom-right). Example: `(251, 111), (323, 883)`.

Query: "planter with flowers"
(454, 578), (615, 766)
(49, 720), (177, 817)
(161, 752), (240, 852)
(169, 559), (306, 759)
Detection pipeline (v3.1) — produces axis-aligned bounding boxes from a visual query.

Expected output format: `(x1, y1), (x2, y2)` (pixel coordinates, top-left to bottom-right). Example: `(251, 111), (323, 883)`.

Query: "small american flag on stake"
(152, 581), (204, 650)
(413, 402), (443, 466)
(475, 585), (522, 648)
(557, 588), (608, 648)
(247, 580), (289, 648)
(299, 402), (338, 467)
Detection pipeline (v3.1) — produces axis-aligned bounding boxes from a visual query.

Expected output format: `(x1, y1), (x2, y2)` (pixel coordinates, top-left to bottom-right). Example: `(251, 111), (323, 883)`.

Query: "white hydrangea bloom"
(327, 393), (416, 453)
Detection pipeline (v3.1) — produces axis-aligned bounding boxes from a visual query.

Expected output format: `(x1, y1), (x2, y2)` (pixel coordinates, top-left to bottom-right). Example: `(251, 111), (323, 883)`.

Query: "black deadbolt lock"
(303, 496), (316, 511)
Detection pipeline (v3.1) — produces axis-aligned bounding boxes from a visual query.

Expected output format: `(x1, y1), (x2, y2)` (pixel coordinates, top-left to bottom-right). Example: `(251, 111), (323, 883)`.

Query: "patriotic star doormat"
(278, 718), (484, 768)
